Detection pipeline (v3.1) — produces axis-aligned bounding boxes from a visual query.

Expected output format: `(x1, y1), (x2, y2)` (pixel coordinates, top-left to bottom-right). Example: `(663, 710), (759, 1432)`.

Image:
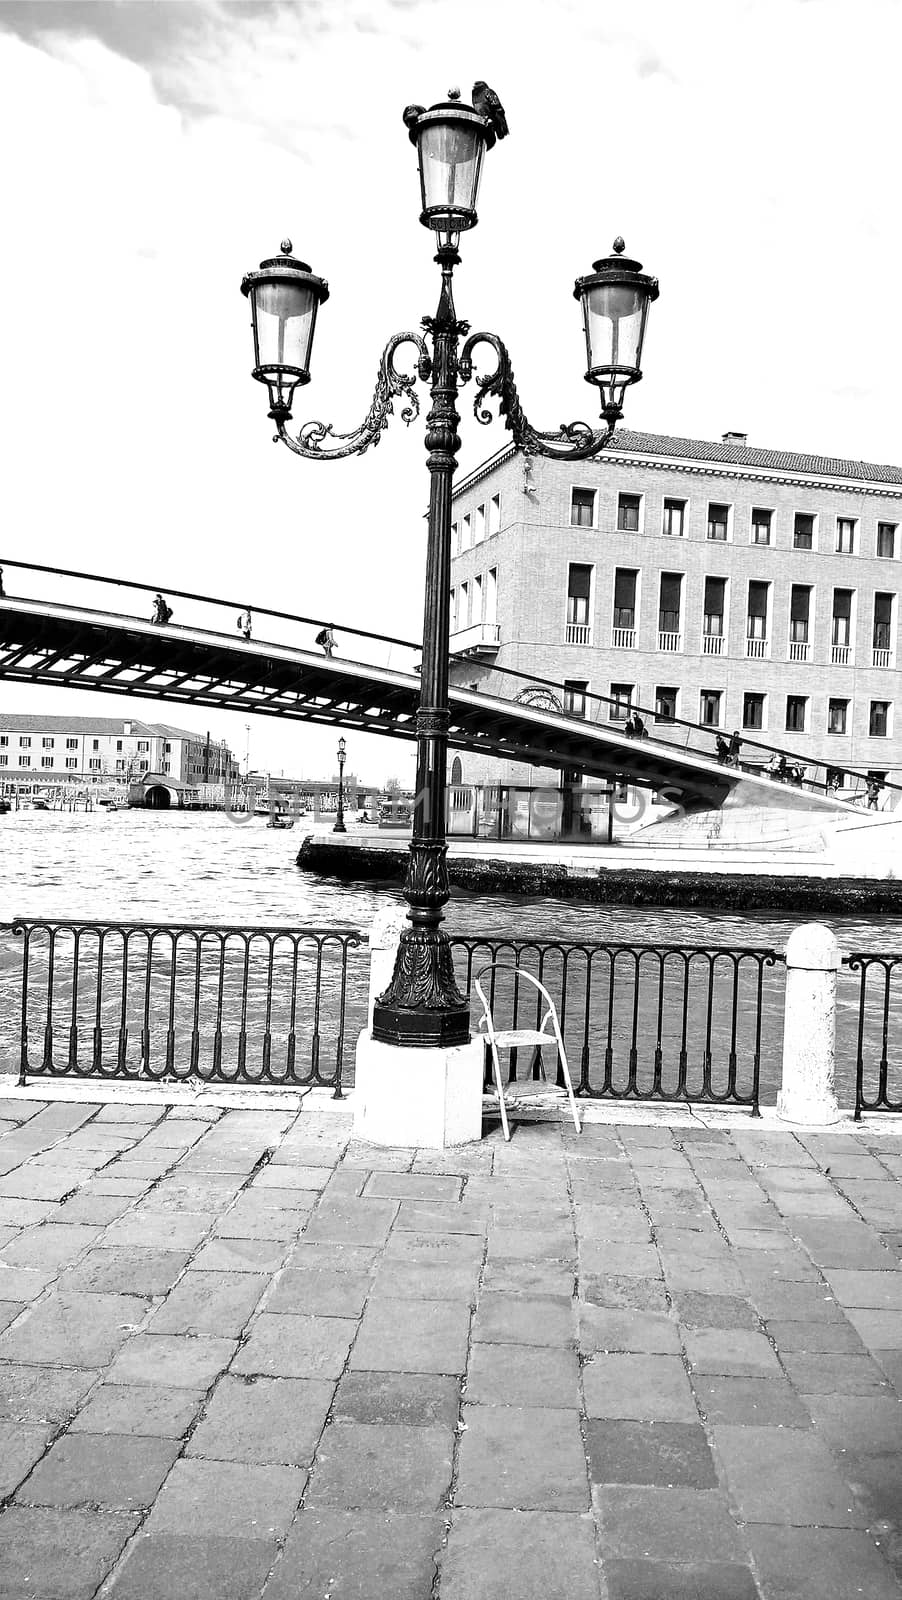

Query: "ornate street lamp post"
(334, 736), (347, 834)
(242, 88), (658, 1050)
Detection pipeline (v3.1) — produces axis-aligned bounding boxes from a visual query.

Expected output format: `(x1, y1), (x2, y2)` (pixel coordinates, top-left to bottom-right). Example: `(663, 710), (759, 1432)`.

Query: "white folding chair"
(474, 963), (582, 1140)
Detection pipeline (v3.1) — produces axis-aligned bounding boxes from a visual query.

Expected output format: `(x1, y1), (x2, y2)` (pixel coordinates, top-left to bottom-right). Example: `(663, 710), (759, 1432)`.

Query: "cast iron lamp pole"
(241, 88), (658, 1048)
(334, 736), (347, 834)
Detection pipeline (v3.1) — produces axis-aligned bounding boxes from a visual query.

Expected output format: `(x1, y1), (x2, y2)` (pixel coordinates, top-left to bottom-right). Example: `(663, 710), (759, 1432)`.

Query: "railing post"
(776, 923), (841, 1124)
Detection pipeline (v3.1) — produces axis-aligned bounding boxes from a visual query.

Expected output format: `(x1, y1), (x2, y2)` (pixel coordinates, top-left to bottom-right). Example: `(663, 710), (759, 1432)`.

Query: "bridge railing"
(459, 659), (899, 809)
(0, 558), (423, 679)
(1, 556), (897, 806)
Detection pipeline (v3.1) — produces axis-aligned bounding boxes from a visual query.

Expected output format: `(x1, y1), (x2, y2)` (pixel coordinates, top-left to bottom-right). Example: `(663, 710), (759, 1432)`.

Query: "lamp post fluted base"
(371, 925), (471, 1048)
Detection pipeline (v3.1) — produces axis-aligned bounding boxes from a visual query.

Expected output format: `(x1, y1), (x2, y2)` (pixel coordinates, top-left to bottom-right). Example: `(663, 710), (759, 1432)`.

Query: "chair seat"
(485, 1081), (568, 1102)
(486, 1029), (554, 1049)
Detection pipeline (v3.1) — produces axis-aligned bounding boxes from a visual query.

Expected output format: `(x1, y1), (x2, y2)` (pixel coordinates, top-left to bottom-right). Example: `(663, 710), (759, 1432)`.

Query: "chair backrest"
(473, 962), (559, 1040)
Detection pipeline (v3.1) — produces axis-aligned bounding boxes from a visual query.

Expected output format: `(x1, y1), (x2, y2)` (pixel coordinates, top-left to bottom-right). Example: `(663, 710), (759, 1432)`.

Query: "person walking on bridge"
(0, 566), (4, 596)
(727, 730), (742, 767)
(315, 625), (336, 658)
(237, 609), (253, 641)
(151, 593), (172, 625)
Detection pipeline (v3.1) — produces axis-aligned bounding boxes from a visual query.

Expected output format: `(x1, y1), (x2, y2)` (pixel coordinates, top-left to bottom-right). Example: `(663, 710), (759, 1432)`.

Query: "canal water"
(0, 810), (899, 1107)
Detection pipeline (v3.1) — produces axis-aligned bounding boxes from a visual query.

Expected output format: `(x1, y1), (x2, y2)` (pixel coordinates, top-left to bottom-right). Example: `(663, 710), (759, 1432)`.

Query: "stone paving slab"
(0, 1099), (901, 1595)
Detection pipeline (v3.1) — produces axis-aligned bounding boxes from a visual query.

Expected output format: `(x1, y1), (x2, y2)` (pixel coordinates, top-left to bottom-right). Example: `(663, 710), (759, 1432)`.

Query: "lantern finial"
(613, 237), (625, 254)
(281, 238), (293, 253)
(448, 86), (461, 100)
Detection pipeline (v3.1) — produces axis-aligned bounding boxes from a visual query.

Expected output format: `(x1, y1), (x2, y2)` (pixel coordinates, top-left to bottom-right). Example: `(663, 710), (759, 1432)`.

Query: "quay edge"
(296, 833), (902, 914)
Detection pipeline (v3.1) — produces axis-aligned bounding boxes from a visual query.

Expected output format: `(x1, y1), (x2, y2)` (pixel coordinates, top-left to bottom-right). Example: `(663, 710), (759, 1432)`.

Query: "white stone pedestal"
(354, 1029), (485, 1149)
(776, 923), (841, 1125)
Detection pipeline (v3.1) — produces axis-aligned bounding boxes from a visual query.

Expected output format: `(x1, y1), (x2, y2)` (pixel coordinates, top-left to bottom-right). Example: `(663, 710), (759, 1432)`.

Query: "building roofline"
(451, 431), (902, 501)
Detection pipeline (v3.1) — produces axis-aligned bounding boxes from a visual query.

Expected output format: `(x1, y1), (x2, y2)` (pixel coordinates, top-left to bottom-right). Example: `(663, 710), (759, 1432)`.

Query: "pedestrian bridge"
(0, 586), (871, 820)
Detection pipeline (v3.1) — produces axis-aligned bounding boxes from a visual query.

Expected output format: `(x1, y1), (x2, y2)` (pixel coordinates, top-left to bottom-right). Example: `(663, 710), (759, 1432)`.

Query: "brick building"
(0, 714), (239, 791)
(448, 431), (902, 791)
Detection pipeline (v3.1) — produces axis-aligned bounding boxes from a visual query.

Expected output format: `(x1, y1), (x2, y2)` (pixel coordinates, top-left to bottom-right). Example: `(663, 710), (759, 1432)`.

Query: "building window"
(612, 569), (637, 631)
(785, 696), (807, 733)
(617, 493), (641, 533)
(571, 487), (595, 528)
(655, 686), (678, 722)
(564, 680), (588, 718)
(703, 576), (726, 638)
(137, 740), (149, 753)
(0, 756), (6, 767)
(475, 504), (486, 543)
(462, 512), (472, 549)
(116, 740), (123, 751)
(66, 738), (77, 749)
(707, 503), (730, 542)
(747, 580), (769, 640)
(138, 761), (148, 772)
(162, 762), (170, 774)
(19, 737), (31, 748)
(877, 522), (897, 558)
(92, 739), (100, 751)
(42, 737), (53, 748)
(609, 683), (634, 722)
(699, 690), (722, 727)
(832, 588), (853, 648)
(793, 512), (815, 550)
(115, 760), (125, 771)
(751, 508), (772, 545)
(164, 742), (172, 754)
(836, 517), (856, 554)
(566, 563), (593, 641)
(460, 581), (469, 627)
(662, 498), (685, 537)
(65, 757), (77, 769)
(489, 494), (501, 535)
(827, 698), (848, 734)
(89, 758), (101, 771)
(41, 756), (53, 768)
(743, 693), (765, 730)
(789, 585), (811, 644)
(658, 573), (682, 636)
(873, 593), (894, 654)
(19, 755), (31, 767)
(870, 701), (891, 737)
(452, 521), (459, 554)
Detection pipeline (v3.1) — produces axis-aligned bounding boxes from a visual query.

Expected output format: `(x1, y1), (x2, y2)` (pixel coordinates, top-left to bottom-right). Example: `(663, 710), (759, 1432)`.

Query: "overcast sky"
(1, 0), (900, 783)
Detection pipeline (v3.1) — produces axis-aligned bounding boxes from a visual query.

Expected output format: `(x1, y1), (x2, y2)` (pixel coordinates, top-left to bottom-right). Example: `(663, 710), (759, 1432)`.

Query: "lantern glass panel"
(582, 283), (648, 376)
(418, 120), (485, 228)
(253, 280), (319, 377)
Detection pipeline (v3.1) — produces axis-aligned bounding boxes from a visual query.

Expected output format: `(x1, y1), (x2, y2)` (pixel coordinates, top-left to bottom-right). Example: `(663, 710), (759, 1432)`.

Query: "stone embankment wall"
(296, 836), (902, 913)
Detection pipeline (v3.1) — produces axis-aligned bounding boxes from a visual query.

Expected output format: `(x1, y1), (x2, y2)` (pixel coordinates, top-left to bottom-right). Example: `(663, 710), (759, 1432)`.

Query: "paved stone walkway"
(0, 1097), (901, 1598)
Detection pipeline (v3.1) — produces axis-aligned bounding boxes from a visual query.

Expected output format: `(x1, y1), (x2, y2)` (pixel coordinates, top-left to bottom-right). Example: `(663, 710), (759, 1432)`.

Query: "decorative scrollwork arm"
(458, 332), (616, 461)
(277, 331), (432, 460)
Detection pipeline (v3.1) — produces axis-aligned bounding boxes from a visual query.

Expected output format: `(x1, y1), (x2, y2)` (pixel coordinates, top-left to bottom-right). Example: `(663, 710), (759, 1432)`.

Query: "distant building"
(448, 431), (902, 792)
(0, 714), (239, 789)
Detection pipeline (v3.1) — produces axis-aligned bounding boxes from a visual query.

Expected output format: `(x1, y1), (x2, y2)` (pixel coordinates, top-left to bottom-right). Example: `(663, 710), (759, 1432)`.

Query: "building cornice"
(451, 441), (902, 502)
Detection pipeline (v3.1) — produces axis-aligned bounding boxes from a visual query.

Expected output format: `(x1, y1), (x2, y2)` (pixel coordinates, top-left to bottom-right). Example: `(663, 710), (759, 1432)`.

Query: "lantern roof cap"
(241, 245), (329, 303)
(574, 240), (659, 302)
(403, 96), (496, 150)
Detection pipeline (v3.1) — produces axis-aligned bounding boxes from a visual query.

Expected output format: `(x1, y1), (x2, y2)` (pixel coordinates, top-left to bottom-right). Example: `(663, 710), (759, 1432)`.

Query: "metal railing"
(450, 936), (785, 1112)
(2, 920), (365, 1094)
(847, 952), (902, 1116)
(657, 631), (682, 653)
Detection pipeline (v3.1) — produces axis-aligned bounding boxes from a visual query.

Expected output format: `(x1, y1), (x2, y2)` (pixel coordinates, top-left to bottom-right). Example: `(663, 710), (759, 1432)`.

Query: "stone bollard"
(354, 905), (485, 1149)
(776, 923), (841, 1124)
